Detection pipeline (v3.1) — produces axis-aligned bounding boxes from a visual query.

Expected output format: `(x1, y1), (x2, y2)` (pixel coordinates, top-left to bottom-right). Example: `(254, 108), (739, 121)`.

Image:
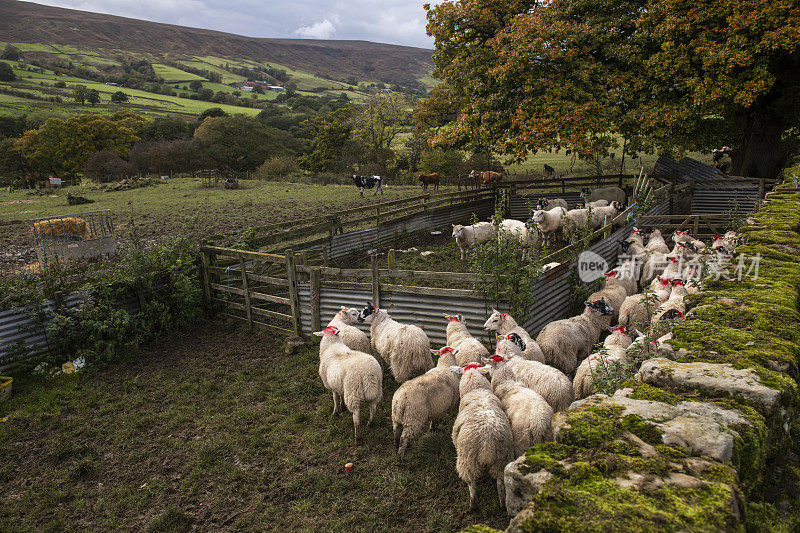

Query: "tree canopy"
(425, 0), (800, 177)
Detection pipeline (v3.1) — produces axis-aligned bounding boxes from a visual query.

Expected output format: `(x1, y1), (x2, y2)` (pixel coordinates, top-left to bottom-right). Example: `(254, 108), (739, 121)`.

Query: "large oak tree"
(425, 0), (800, 177)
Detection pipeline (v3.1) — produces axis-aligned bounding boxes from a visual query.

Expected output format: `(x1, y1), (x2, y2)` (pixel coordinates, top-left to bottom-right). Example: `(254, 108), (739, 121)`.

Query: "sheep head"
(313, 325), (340, 337)
(483, 308), (508, 331)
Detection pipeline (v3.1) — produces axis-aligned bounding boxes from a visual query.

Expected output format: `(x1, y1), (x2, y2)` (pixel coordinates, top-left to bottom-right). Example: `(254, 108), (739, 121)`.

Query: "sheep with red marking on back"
(493, 333), (573, 412)
(327, 307), (370, 354)
(450, 363), (514, 511)
(359, 304), (433, 383)
(535, 299), (615, 375)
(391, 346), (460, 460)
(483, 309), (545, 363)
(444, 314), (490, 366)
(573, 325), (634, 400)
(618, 276), (673, 332)
(315, 326), (383, 444)
(485, 353), (554, 456)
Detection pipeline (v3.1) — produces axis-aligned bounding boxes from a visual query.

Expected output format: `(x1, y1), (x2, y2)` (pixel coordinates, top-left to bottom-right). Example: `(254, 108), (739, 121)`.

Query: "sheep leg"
(352, 408), (361, 444)
(468, 482), (477, 511)
(393, 421), (402, 450)
(367, 401), (377, 427)
(332, 391), (341, 416)
(496, 478), (506, 510)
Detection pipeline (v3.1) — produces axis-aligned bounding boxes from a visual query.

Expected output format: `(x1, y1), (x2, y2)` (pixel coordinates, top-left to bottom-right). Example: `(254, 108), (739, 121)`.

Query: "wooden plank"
(240, 257), (252, 328)
(250, 305), (293, 321)
(250, 291), (290, 305)
(320, 280), (373, 291)
(210, 283), (246, 296)
(371, 254), (380, 306)
(382, 283), (478, 299)
(199, 245), (285, 262)
(285, 249), (301, 337)
(382, 269), (479, 283)
(310, 268), (321, 332)
(200, 250), (212, 303)
(703, 216), (721, 236)
(219, 312), (295, 335)
(245, 273), (290, 287)
(387, 249), (396, 270)
(638, 213), (734, 220)
(213, 297), (246, 310)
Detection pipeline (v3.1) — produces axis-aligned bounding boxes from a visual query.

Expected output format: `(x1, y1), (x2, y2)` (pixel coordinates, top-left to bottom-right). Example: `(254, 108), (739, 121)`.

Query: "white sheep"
(651, 280), (689, 325)
(531, 206), (567, 247)
(589, 201), (625, 228)
(327, 307), (370, 353)
(451, 364), (514, 511)
(487, 354), (554, 456)
(563, 208), (590, 238)
(536, 197), (569, 211)
(452, 221), (496, 260)
(483, 308), (546, 363)
(618, 277), (673, 331)
(588, 273), (628, 323)
(444, 314), (490, 366)
(535, 299), (615, 376)
(494, 333), (574, 412)
(645, 228), (670, 254)
(672, 230), (707, 252)
(498, 219), (539, 246)
(315, 325), (383, 444)
(611, 261), (640, 296)
(392, 346), (460, 459)
(712, 231), (738, 254)
(572, 326), (633, 400)
(542, 262), (562, 272)
(359, 304), (433, 383)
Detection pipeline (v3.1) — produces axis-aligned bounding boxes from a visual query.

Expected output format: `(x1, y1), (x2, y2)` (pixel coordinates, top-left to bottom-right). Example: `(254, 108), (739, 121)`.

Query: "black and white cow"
(352, 175), (384, 197)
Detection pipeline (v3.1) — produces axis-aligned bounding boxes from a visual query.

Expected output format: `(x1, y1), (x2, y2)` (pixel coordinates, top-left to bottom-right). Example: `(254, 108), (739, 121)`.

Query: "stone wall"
(473, 181), (800, 532)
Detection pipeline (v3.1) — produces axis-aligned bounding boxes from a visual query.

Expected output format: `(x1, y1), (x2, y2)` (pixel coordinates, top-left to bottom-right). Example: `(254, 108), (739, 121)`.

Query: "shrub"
(255, 156), (300, 179)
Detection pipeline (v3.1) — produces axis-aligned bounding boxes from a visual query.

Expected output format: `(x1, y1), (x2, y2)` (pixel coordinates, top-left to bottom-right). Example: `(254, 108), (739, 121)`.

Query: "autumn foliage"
(425, 0), (800, 177)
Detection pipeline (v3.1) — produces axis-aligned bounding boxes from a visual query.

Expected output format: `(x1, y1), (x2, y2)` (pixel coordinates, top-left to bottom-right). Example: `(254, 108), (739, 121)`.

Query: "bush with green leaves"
(1, 235), (202, 370)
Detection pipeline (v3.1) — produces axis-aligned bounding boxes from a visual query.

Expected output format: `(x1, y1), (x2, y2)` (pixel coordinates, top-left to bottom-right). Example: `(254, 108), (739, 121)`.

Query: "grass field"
(0, 180), (441, 268)
(152, 64), (205, 83)
(0, 323), (507, 531)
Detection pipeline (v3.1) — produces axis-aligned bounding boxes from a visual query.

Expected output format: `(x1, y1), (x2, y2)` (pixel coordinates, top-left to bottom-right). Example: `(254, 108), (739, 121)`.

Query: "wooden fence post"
(285, 249), (301, 337)
(692, 215), (699, 236)
(322, 245), (329, 267)
(371, 254), (380, 306)
(758, 178), (765, 199)
(310, 267), (321, 333)
(200, 249), (212, 304)
(387, 249), (396, 270)
(376, 207), (381, 226)
(603, 215), (612, 239)
(239, 255), (253, 328)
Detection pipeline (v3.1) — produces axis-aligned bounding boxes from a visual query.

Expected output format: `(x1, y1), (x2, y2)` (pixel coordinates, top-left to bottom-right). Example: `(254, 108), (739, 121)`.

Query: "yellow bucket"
(0, 376), (11, 402)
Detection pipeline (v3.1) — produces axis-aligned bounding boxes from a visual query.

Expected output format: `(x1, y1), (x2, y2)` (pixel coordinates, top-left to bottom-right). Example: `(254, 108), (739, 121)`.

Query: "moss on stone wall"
(498, 182), (800, 533)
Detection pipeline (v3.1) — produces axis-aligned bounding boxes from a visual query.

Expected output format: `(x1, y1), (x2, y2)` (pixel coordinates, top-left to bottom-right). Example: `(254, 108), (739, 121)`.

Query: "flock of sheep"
(451, 186), (628, 260)
(313, 187), (741, 512)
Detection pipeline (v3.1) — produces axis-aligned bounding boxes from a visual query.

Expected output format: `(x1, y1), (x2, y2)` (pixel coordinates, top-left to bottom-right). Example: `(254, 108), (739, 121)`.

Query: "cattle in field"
(418, 173), (440, 191)
(352, 175), (384, 197)
(544, 164), (556, 176)
(469, 170), (503, 188)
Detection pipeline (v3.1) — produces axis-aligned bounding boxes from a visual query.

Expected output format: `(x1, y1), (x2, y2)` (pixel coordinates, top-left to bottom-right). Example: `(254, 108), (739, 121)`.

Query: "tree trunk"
(732, 105), (788, 179)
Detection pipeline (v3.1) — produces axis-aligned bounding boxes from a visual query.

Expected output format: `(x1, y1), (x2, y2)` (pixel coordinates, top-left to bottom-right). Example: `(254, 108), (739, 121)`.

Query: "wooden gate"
(199, 245), (301, 336)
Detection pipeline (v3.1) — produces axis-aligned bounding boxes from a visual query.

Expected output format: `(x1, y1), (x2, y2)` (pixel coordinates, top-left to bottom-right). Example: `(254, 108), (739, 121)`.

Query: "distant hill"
(0, 0), (433, 86)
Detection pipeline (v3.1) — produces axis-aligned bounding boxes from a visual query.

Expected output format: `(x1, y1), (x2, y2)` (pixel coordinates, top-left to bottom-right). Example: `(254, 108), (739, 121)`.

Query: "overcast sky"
(29, 0), (439, 48)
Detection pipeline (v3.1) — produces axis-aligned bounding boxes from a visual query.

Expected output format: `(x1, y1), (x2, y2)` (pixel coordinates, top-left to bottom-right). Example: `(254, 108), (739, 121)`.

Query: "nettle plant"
(470, 203), (545, 326)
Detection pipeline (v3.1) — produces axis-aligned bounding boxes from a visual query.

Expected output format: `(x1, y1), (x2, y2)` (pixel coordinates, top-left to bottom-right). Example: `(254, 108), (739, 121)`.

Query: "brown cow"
(418, 173), (440, 191)
(469, 170), (503, 188)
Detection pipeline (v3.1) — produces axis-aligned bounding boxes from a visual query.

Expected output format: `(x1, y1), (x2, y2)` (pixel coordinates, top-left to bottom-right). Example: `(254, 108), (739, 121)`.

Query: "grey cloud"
(30, 0), (438, 48)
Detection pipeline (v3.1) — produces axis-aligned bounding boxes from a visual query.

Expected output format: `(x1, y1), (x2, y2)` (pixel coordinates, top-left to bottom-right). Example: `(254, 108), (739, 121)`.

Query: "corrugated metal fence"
(297, 197), (496, 260)
(297, 198), (672, 348)
(0, 290), (139, 372)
